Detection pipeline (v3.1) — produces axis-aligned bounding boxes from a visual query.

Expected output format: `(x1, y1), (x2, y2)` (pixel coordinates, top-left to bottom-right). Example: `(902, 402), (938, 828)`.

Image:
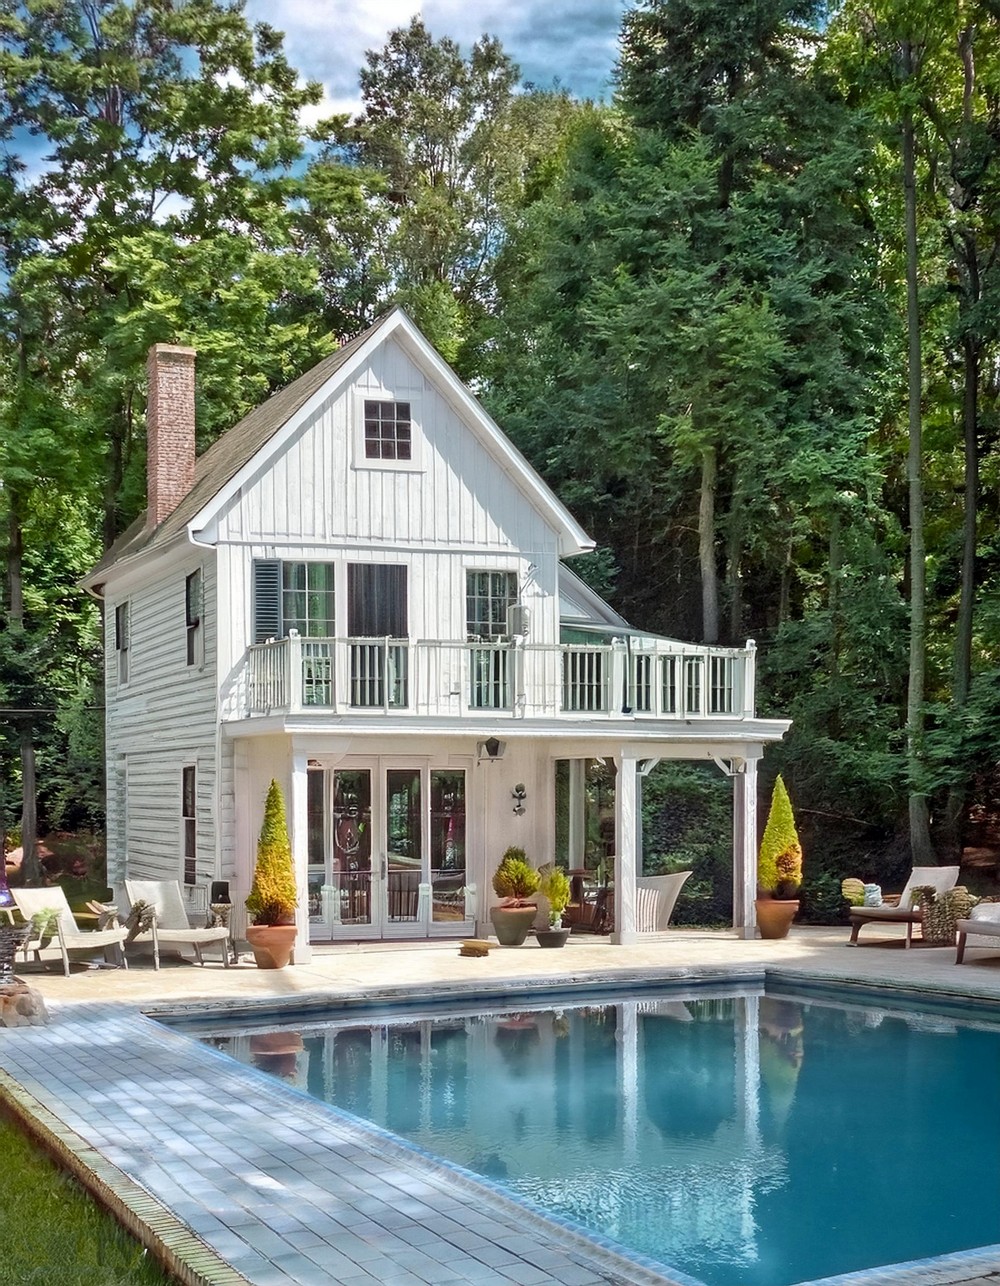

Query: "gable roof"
(85, 309), (593, 587)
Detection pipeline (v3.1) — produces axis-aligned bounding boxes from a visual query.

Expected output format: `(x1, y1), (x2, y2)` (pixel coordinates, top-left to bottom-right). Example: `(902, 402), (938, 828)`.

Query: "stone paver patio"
(2, 926), (1000, 1286)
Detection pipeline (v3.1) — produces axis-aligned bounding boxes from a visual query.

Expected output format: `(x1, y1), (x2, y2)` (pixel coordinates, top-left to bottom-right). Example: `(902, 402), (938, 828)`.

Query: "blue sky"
(243, 1), (627, 121)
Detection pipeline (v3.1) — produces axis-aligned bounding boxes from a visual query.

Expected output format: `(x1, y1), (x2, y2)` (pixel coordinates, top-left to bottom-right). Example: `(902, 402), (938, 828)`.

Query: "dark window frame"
(185, 569), (202, 666)
(182, 765), (196, 886)
(363, 399), (412, 462)
(115, 602), (130, 685)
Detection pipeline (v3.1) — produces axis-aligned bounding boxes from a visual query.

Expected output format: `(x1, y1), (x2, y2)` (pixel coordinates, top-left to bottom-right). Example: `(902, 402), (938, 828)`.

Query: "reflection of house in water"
(241, 994), (791, 1273)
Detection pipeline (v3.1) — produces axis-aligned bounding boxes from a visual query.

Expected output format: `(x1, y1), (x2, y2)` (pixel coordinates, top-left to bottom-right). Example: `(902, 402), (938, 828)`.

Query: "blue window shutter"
(253, 560), (281, 643)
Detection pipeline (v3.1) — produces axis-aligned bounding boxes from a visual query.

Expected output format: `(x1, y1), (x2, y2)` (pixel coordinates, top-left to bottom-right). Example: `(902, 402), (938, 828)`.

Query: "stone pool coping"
(2, 929), (1000, 1285)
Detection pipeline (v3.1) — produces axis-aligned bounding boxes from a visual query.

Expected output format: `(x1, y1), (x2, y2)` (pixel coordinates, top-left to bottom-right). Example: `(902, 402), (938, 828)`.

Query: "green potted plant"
(536, 865), (571, 948)
(755, 774), (802, 939)
(245, 779), (298, 968)
(490, 846), (540, 946)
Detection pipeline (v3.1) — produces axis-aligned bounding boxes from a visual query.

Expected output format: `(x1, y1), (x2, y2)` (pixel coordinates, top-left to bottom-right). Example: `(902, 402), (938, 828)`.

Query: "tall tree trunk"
(699, 444), (719, 643)
(828, 508), (842, 741)
(941, 332), (979, 856)
(901, 61), (935, 864)
(726, 479), (743, 643)
(18, 723), (42, 885)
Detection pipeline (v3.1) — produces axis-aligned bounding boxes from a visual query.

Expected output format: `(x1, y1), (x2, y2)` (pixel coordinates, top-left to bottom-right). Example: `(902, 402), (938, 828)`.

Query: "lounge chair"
(12, 886), (128, 976)
(636, 871), (693, 933)
(955, 903), (1000, 964)
(124, 879), (230, 970)
(848, 865), (960, 948)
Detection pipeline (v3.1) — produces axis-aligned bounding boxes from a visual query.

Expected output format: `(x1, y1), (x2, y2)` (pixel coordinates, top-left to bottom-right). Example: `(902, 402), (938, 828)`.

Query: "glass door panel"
(430, 770), (466, 923)
(386, 769), (421, 924)
(307, 767), (326, 924)
(332, 769), (372, 926)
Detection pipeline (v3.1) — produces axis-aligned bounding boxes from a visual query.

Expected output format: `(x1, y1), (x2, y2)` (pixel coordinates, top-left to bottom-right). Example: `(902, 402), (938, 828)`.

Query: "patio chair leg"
(194, 944), (204, 966)
(221, 943), (230, 969)
(849, 921), (862, 945)
(956, 931), (967, 965)
(905, 921), (913, 948)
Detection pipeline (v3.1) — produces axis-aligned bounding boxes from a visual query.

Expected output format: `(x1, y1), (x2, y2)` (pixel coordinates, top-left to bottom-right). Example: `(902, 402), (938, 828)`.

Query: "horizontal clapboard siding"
(105, 559), (218, 881)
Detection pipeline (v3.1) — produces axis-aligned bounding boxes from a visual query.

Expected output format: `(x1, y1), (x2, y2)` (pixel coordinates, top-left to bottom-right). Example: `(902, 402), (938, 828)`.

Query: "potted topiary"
(536, 865), (571, 948)
(490, 846), (540, 946)
(755, 774), (802, 939)
(245, 779), (298, 968)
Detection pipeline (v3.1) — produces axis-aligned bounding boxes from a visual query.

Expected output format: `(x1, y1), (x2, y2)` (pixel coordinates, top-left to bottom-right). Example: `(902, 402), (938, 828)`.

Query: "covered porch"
(227, 712), (786, 962)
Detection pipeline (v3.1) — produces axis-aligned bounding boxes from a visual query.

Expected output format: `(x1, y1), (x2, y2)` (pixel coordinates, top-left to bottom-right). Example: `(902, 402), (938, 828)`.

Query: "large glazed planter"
(245, 923), (297, 969)
(489, 905), (538, 947)
(755, 899), (799, 940)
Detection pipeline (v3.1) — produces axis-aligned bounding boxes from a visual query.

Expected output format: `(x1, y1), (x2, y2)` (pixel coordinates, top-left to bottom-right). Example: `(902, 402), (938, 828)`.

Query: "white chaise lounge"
(124, 879), (231, 970)
(848, 866), (960, 948)
(12, 886), (129, 976)
(955, 903), (1000, 964)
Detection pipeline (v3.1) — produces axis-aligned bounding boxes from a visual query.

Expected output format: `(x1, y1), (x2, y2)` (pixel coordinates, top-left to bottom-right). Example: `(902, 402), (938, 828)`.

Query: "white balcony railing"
(239, 633), (757, 722)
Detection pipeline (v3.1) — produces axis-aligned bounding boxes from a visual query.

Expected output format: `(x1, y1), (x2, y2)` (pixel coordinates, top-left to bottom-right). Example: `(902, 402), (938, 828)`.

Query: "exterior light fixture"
(477, 737), (506, 761)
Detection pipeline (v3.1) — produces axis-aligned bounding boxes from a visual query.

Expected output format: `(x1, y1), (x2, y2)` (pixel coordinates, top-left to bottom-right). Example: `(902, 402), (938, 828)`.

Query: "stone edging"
(0, 1067), (252, 1286)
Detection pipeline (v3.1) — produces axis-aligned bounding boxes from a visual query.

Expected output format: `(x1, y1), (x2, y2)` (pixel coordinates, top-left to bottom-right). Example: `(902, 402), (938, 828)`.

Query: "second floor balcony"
(236, 632), (757, 723)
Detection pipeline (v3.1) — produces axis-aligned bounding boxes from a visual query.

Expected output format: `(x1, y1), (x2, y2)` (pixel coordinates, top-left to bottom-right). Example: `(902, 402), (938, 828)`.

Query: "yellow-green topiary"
(538, 865), (571, 925)
(492, 847), (540, 906)
(758, 774), (802, 899)
(246, 779), (298, 926)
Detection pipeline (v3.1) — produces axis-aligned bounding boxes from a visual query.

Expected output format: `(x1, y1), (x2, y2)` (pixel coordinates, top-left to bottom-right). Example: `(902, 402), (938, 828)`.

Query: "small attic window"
(364, 399), (411, 461)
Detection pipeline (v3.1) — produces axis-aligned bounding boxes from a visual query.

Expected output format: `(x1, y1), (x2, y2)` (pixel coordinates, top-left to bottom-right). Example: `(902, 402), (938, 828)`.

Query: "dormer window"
(364, 399), (411, 460)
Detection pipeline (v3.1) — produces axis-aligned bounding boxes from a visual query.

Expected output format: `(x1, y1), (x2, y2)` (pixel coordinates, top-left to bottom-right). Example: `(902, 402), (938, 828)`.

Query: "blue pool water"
(199, 986), (1000, 1286)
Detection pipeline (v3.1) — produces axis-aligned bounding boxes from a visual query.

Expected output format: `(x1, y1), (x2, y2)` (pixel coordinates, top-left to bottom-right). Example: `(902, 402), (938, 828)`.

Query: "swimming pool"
(199, 984), (1000, 1286)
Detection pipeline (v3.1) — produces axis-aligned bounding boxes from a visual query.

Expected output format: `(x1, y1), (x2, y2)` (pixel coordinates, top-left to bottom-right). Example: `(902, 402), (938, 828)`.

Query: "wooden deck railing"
(239, 633), (756, 721)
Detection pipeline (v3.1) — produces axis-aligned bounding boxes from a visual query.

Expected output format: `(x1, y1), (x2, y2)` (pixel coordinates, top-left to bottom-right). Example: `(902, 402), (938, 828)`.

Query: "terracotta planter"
(536, 926), (571, 949)
(755, 899), (800, 940)
(489, 905), (537, 947)
(245, 923), (297, 969)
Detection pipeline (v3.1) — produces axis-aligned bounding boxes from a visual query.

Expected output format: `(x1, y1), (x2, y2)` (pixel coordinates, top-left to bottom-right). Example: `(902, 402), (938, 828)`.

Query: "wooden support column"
(732, 758), (758, 938)
(288, 747), (313, 964)
(612, 754), (639, 944)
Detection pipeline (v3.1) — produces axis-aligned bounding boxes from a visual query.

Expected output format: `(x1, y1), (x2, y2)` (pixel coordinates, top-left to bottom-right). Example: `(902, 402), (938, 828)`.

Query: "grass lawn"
(0, 1108), (176, 1285)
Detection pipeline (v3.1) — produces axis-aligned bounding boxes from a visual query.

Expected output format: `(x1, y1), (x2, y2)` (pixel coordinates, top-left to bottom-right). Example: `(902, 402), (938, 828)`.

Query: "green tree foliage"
(309, 17), (579, 371)
(758, 774), (803, 897)
(246, 779), (297, 925)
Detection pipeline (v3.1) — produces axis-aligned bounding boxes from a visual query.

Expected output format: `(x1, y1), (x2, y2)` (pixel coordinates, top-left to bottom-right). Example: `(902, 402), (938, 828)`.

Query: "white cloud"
(246, 0), (622, 114)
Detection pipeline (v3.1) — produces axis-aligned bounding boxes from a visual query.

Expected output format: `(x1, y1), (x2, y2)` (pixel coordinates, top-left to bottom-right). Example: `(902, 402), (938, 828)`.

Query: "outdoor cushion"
(968, 902), (1000, 923)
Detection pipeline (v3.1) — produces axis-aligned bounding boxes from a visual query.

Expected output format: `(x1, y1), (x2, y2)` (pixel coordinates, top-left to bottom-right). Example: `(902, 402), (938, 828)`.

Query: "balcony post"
(287, 630), (303, 713)
(742, 638), (757, 717)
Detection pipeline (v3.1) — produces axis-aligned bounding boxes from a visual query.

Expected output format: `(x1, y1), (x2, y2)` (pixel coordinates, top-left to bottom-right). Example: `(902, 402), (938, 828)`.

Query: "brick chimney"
(146, 343), (196, 530)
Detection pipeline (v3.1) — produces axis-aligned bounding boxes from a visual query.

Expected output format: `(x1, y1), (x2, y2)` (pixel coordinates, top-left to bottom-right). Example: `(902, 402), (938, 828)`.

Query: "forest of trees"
(1, 0), (998, 902)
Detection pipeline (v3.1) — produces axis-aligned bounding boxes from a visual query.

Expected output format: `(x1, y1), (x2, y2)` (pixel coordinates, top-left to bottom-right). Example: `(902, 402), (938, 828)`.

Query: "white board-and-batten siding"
(211, 340), (561, 558)
(103, 556), (219, 886)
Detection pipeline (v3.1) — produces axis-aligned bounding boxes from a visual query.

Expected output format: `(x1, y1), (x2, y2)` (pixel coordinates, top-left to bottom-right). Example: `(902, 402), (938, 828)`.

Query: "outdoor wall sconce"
(477, 737), (507, 761)
(511, 783), (527, 815)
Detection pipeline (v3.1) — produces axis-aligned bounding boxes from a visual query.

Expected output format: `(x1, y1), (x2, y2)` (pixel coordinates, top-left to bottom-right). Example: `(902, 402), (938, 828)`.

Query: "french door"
(307, 760), (472, 940)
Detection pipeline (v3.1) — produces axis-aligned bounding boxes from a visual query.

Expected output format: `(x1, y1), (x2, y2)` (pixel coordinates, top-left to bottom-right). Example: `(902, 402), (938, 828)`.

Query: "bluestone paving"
(2, 930), (1000, 1284)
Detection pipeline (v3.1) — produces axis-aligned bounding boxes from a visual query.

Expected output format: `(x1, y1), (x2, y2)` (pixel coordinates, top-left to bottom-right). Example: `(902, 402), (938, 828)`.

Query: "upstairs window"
(252, 561), (335, 644)
(185, 569), (202, 666)
(115, 602), (130, 685)
(364, 399), (411, 461)
(466, 571), (517, 640)
(182, 766), (196, 885)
